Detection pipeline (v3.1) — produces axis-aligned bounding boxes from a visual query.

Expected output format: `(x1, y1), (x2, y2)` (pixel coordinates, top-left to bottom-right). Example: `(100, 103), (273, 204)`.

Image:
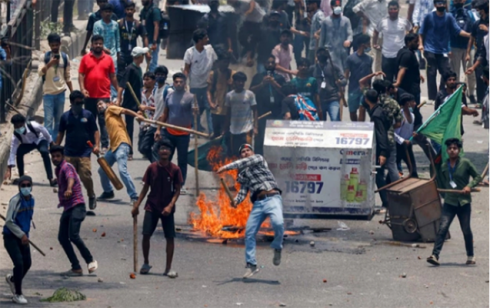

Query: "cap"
(238, 143), (254, 154)
(17, 175), (32, 186)
(131, 46), (149, 57)
(269, 10), (281, 16)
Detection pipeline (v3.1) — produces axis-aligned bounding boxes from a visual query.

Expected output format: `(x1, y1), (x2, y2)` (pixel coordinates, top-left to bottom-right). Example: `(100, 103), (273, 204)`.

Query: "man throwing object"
(217, 144), (284, 279)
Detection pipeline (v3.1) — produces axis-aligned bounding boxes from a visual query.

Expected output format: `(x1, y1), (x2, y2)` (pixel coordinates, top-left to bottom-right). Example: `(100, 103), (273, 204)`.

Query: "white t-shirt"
(225, 89), (257, 135)
(376, 17), (412, 58)
(184, 45), (217, 89)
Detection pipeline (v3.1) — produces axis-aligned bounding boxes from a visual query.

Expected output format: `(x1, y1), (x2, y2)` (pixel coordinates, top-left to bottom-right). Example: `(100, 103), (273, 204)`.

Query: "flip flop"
(140, 264), (152, 275)
(164, 271), (178, 278)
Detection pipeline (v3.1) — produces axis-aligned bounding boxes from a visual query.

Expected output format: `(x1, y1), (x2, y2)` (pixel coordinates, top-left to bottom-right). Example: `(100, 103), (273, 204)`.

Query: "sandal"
(140, 263), (152, 275)
(88, 260), (98, 273)
(164, 270), (178, 278)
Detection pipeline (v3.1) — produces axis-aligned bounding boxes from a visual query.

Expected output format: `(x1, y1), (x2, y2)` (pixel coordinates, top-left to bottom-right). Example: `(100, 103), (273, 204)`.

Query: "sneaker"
(5, 274), (15, 295)
(12, 294), (27, 304)
(469, 95), (477, 105)
(180, 187), (188, 195)
(243, 264), (259, 279)
(273, 249), (282, 266)
(89, 197), (97, 210)
(97, 191), (115, 200)
(60, 269), (83, 277)
(49, 178), (58, 187)
(466, 256), (476, 265)
(427, 255), (440, 266)
(88, 260), (98, 273)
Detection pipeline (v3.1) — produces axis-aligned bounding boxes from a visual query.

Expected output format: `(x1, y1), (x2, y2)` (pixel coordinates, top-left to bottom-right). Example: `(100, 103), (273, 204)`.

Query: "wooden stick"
(417, 101), (427, 109)
(193, 96), (199, 196)
(125, 82), (148, 119)
(133, 215), (138, 273)
(139, 117), (210, 138)
(481, 162), (489, 179)
(212, 111), (272, 142)
(0, 214), (46, 257)
(220, 178), (235, 206)
(437, 188), (481, 194)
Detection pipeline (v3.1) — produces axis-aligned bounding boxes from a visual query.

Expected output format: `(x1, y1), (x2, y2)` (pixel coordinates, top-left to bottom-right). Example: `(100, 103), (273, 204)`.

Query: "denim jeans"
(190, 87), (213, 135)
(164, 130), (190, 185)
(43, 91), (66, 140)
(98, 143), (138, 199)
(149, 43), (160, 73)
(432, 203), (473, 258)
(58, 204), (94, 271)
(4, 234), (31, 295)
(245, 194), (284, 265)
(293, 33), (309, 64)
(320, 100), (340, 121)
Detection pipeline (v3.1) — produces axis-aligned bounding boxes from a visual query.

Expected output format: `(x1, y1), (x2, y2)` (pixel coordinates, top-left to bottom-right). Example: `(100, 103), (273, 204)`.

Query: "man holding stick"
(96, 101), (144, 202)
(217, 144), (284, 279)
(132, 139), (182, 277)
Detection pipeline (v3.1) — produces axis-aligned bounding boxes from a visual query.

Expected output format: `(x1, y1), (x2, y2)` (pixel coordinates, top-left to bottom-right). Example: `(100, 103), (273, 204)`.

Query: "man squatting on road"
(217, 144), (284, 279)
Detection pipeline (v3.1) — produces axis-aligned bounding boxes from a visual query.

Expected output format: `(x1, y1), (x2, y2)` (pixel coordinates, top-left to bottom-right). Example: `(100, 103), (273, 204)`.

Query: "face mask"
(72, 104), (83, 114)
(333, 6), (342, 15)
(156, 77), (166, 83)
(317, 55), (328, 63)
(364, 47), (371, 53)
(436, 6), (446, 12)
(15, 126), (26, 134)
(20, 187), (31, 196)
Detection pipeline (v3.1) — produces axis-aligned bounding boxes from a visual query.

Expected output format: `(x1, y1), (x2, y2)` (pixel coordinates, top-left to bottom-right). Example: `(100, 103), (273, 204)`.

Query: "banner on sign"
(264, 120), (377, 219)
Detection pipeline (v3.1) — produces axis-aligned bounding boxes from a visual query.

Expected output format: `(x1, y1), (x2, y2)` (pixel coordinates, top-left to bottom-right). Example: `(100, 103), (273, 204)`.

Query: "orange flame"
(189, 146), (271, 239)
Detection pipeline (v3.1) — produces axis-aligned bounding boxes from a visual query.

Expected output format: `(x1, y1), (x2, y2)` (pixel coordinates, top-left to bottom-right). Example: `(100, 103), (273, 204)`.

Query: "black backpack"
(13, 122), (38, 142)
(42, 51), (68, 82)
(146, 5), (171, 40)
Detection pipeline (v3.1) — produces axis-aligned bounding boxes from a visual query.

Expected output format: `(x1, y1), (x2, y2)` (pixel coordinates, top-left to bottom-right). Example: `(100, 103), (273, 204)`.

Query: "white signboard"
(264, 120), (376, 218)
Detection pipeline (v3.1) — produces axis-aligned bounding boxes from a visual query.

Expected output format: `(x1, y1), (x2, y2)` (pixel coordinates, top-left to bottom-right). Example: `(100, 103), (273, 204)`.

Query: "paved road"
(0, 34), (489, 308)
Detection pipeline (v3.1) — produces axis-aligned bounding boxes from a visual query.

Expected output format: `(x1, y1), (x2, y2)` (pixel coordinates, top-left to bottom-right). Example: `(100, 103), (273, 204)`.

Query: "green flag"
(414, 86), (463, 162)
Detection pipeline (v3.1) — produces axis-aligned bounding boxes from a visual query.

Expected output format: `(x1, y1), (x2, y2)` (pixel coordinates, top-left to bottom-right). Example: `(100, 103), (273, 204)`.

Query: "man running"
(217, 144), (284, 279)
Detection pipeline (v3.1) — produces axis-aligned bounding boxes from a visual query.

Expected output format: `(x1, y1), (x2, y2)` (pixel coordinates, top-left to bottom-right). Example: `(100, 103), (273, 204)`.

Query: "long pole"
(133, 215), (138, 273)
(193, 96), (199, 196)
(0, 214), (45, 257)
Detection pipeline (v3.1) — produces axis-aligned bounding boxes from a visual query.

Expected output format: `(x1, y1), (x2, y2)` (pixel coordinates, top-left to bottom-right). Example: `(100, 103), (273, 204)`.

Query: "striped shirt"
(222, 154), (280, 205)
(55, 160), (85, 211)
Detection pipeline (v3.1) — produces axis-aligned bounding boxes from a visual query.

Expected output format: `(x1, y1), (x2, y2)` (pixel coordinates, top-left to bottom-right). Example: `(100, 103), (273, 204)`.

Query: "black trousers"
(424, 51), (450, 100)
(211, 114), (226, 139)
(238, 21), (261, 58)
(58, 204), (94, 271)
(125, 114), (135, 155)
(254, 115), (272, 155)
(138, 126), (157, 162)
(432, 203), (473, 258)
(84, 98), (109, 148)
(164, 130), (190, 185)
(4, 234), (31, 295)
(475, 63), (487, 103)
(396, 142), (418, 178)
(382, 56), (398, 83)
(51, 0), (75, 32)
(375, 158), (388, 208)
(16, 140), (53, 180)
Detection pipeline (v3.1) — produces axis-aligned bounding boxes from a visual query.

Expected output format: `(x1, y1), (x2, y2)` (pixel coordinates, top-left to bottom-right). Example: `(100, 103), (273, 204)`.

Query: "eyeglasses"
(20, 183), (31, 188)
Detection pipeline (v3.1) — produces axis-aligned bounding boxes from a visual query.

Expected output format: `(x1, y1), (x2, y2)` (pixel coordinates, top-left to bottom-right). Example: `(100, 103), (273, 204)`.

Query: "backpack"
(13, 122), (38, 142)
(146, 5), (171, 40)
(292, 95), (319, 121)
(43, 51), (68, 82)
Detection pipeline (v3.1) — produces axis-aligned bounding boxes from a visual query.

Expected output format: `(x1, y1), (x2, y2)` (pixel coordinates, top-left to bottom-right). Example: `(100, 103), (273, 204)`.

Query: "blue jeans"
(43, 91), (66, 140)
(149, 43), (160, 73)
(320, 100), (340, 121)
(190, 87), (213, 135)
(245, 194), (284, 265)
(98, 143), (138, 200)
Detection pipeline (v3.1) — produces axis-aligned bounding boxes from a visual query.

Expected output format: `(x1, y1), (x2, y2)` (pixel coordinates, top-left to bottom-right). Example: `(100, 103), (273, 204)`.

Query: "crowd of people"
(1, 0), (489, 304)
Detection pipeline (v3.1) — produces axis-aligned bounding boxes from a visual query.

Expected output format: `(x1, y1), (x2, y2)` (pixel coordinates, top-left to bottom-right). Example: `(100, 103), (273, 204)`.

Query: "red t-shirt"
(78, 52), (115, 99)
(143, 162), (183, 214)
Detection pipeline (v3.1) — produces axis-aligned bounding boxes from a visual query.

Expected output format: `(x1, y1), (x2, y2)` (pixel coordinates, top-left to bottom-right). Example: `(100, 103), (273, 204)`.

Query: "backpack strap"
(13, 122), (38, 142)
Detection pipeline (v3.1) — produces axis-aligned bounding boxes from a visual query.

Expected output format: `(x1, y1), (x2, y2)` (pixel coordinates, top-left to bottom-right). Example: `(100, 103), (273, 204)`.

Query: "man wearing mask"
(50, 145), (98, 277)
(306, 0), (325, 64)
(198, 0), (232, 51)
(344, 34), (373, 122)
(450, 0), (477, 104)
(466, 0), (488, 107)
(373, 1), (412, 83)
(311, 47), (347, 121)
(56, 91), (100, 211)
(4, 115), (55, 186)
(250, 55), (286, 154)
(140, 0), (162, 72)
(39, 33), (73, 141)
(79, 35), (119, 154)
(419, 0), (470, 102)
(318, 0), (353, 72)
(256, 11), (282, 73)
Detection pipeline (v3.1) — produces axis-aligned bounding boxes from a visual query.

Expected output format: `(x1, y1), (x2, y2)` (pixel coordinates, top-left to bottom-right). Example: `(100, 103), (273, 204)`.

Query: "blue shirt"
(450, 7), (475, 49)
(3, 196), (34, 238)
(93, 19), (121, 68)
(58, 109), (98, 157)
(420, 12), (462, 54)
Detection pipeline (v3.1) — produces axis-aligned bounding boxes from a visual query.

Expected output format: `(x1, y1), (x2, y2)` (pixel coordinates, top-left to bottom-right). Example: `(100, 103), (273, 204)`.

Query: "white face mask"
(333, 6), (342, 15)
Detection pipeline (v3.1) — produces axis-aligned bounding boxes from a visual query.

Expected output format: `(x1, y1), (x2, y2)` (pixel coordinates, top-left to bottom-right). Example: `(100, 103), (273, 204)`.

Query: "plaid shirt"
(55, 160), (85, 211)
(222, 154), (280, 205)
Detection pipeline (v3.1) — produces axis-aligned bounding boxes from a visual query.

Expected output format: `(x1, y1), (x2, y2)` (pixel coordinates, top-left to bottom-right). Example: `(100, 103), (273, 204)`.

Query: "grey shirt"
(233, 0), (265, 23)
(165, 90), (194, 129)
(309, 9), (326, 50)
(318, 16), (353, 70)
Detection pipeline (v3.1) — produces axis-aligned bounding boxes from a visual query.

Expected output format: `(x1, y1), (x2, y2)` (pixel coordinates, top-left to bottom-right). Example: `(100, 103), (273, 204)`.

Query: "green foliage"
(40, 288), (86, 302)
(41, 21), (62, 38)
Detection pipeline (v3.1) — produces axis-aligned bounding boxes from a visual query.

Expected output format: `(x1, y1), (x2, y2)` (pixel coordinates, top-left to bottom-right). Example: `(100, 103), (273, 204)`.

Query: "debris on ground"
(279, 302), (287, 307)
(323, 279), (327, 283)
(92, 228), (97, 232)
(101, 232), (106, 237)
(130, 273), (136, 279)
(400, 273), (407, 278)
(98, 278), (104, 283)
(41, 288), (86, 302)
(337, 221), (350, 231)
(310, 241), (315, 247)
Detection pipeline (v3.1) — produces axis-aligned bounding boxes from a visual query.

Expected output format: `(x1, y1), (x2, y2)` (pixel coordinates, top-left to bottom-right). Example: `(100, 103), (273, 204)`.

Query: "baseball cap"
(131, 46), (149, 57)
